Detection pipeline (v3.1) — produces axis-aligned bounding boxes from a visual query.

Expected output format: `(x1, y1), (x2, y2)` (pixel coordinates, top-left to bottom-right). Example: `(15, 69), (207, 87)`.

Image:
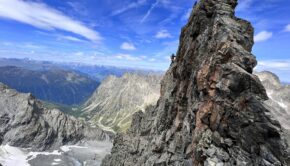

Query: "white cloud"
(256, 60), (290, 83)
(57, 35), (86, 42)
(237, 0), (253, 12)
(257, 60), (290, 71)
(112, 0), (146, 16)
(74, 51), (85, 56)
(285, 24), (290, 32)
(181, 9), (191, 21)
(120, 42), (136, 51)
(115, 54), (141, 61)
(254, 31), (273, 42)
(140, 0), (160, 23)
(155, 30), (172, 39)
(0, 0), (101, 42)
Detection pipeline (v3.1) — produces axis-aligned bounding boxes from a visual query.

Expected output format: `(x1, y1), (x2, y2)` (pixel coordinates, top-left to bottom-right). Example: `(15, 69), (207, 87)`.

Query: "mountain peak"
(255, 71), (281, 88)
(102, 0), (289, 165)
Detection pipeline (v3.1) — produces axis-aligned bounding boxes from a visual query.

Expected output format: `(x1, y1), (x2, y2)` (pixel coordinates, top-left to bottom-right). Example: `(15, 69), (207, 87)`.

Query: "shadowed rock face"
(0, 83), (111, 151)
(102, 0), (289, 165)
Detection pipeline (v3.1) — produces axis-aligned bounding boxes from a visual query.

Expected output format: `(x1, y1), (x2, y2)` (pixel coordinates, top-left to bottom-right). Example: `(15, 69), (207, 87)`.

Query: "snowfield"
(0, 141), (112, 166)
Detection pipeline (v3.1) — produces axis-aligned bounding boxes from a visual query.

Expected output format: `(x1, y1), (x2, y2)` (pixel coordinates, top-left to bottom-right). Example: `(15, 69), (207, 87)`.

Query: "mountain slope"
(0, 82), (111, 151)
(102, 0), (289, 165)
(256, 71), (290, 130)
(0, 66), (98, 105)
(81, 73), (161, 132)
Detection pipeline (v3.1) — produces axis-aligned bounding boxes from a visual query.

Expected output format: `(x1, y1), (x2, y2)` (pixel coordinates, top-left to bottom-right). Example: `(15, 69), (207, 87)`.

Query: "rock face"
(102, 0), (289, 165)
(81, 73), (161, 133)
(0, 82), (111, 151)
(0, 66), (98, 105)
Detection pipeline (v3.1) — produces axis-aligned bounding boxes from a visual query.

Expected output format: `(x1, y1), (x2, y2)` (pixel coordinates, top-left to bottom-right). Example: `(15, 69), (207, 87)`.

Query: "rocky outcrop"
(81, 73), (161, 133)
(0, 82), (111, 151)
(102, 0), (290, 165)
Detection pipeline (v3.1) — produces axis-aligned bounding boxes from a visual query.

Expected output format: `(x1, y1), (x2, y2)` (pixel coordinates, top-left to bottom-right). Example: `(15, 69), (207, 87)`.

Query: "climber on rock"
(171, 54), (176, 63)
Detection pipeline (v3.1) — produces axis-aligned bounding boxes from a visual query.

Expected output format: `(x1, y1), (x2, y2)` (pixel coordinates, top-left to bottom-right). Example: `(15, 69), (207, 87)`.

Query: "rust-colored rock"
(102, 0), (290, 165)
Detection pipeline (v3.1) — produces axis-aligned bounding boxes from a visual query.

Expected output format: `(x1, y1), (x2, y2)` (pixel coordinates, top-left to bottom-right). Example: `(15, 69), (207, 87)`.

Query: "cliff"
(102, 0), (289, 165)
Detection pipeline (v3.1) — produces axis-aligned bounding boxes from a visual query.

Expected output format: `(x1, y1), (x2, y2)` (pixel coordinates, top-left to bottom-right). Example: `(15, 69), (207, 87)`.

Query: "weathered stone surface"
(0, 82), (112, 151)
(102, 0), (289, 165)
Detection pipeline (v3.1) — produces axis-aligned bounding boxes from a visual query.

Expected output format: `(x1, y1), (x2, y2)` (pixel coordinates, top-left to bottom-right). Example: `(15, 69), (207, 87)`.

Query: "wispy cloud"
(115, 54), (141, 61)
(67, 2), (89, 16)
(257, 60), (290, 71)
(181, 9), (192, 21)
(112, 0), (146, 16)
(237, 0), (253, 12)
(0, 0), (101, 42)
(140, 0), (160, 23)
(256, 59), (290, 82)
(155, 29), (172, 39)
(57, 35), (87, 43)
(285, 24), (290, 32)
(120, 42), (137, 51)
(254, 31), (273, 42)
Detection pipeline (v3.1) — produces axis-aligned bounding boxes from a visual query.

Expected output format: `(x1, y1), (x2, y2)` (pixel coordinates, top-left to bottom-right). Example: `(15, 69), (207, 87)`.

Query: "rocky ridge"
(0, 82), (111, 151)
(102, 0), (289, 165)
(81, 73), (161, 133)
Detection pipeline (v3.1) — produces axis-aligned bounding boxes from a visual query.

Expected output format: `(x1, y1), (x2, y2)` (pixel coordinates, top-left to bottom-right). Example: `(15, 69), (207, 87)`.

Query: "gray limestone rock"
(0, 82), (112, 151)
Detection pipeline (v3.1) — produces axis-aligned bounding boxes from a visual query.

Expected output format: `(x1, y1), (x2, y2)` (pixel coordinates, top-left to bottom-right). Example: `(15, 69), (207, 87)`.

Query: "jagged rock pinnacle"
(102, 0), (290, 165)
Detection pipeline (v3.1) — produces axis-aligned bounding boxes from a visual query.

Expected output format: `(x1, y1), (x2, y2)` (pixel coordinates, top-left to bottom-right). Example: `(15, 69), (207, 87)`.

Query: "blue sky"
(0, 0), (289, 81)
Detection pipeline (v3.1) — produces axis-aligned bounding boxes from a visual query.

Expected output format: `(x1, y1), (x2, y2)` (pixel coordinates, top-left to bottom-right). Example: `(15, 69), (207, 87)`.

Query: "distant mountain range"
(0, 58), (163, 82)
(0, 66), (98, 105)
(0, 58), (163, 106)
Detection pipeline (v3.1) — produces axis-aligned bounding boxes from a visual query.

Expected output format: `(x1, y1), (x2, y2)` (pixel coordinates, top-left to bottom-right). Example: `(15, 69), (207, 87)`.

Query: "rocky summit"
(0, 82), (111, 151)
(102, 0), (290, 165)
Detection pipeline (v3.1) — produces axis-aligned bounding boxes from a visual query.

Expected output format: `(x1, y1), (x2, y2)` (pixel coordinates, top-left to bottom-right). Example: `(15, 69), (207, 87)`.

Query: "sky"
(0, 0), (289, 81)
